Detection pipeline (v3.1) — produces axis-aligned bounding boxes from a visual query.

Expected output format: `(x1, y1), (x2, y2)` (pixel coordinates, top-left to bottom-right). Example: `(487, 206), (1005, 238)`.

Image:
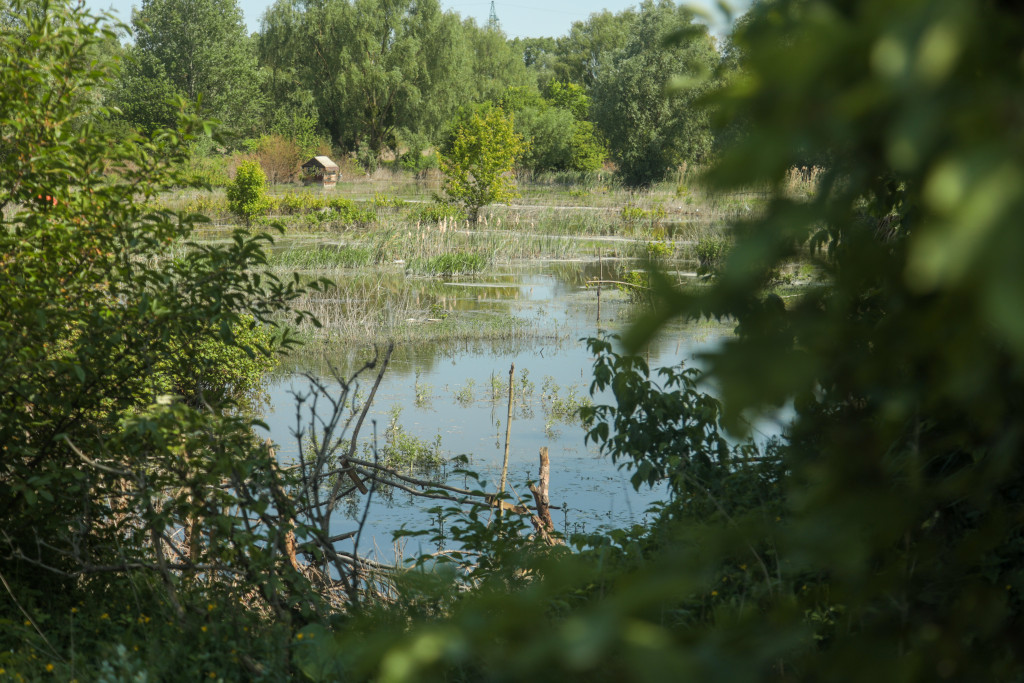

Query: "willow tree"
(552, 7), (638, 88)
(258, 0), (470, 157)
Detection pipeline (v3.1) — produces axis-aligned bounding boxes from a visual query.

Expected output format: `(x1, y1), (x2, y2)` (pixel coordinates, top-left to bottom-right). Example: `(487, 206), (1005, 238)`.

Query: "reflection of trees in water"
(272, 260), (730, 381)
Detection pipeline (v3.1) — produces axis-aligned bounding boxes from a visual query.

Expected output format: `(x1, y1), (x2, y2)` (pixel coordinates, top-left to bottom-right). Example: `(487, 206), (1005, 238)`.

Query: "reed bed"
(268, 266), (557, 348)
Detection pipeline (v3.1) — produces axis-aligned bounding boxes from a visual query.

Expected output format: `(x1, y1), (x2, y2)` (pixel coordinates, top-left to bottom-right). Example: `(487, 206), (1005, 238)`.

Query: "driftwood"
(528, 447), (563, 545)
(529, 447), (555, 535)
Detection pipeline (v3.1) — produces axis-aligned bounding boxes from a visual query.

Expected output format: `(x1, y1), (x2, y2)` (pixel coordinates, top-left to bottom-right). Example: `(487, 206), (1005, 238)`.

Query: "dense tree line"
(100, 0), (723, 185)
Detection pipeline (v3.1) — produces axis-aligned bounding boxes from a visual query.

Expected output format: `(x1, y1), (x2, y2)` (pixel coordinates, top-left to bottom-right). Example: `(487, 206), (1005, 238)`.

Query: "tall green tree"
(258, 0), (469, 158)
(255, 0), (322, 147)
(512, 35), (558, 89)
(109, 47), (181, 135)
(131, 0), (264, 134)
(461, 17), (533, 105)
(502, 83), (606, 174)
(553, 7), (638, 88)
(591, 0), (719, 186)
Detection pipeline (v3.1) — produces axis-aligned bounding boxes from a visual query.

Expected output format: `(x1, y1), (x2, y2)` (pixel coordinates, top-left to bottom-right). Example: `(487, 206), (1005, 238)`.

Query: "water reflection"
(260, 263), (733, 563)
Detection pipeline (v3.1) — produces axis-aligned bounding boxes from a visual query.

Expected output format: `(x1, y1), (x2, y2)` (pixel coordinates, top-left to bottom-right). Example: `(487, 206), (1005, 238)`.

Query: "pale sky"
(85, 0), (746, 39)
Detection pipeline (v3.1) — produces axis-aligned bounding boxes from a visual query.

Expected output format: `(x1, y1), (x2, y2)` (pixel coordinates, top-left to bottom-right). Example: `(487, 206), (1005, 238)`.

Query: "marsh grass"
(156, 162), (768, 232)
(268, 244), (373, 269)
(411, 252), (489, 276)
(278, 274), (538, 346)
(161, 167), (820, 349)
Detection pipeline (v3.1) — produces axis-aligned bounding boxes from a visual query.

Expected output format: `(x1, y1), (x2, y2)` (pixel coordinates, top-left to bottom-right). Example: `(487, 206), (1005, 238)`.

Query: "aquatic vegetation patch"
(413, 251), (489, 276)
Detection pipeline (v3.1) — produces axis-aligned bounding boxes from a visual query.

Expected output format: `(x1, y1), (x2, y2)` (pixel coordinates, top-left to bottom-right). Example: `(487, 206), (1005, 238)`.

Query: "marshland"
(165, 166), (795, 559)
(6, 0), (1016, 680)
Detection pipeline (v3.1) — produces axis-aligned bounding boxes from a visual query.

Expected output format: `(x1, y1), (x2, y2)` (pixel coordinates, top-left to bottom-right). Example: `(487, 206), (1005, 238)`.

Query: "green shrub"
(645, 240), (674, 259)
(620, 202), (647, 223)
(0, 5), (323, 675)
(617, 269), (653, 305)
(374, 407), (444, 473)
(178, 136), (232, 188)
(225, 160), (271, 225)
(276, 190), (325, 215)
(183, 194), (229, 219)
(327, 197), (377, 225)
(372, 192), (407, 208)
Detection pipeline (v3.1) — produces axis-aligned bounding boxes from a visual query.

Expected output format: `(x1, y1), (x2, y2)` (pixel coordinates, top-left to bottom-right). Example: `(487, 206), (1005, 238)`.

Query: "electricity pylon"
(487, 1), (500, 31)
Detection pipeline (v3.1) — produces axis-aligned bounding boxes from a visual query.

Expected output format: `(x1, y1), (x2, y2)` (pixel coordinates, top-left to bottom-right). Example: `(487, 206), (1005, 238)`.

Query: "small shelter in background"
(301, 156), (340, 189)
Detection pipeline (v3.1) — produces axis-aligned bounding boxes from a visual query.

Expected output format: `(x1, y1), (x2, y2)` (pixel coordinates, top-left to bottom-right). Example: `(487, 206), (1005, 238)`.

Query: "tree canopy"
(259, 0), (471, 156)
(591, 0), (718, 186)
(130, 0), (264, 134)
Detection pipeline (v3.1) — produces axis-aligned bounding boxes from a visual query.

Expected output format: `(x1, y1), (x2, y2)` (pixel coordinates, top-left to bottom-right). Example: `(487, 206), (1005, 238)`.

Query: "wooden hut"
(301, 156), (340, 189)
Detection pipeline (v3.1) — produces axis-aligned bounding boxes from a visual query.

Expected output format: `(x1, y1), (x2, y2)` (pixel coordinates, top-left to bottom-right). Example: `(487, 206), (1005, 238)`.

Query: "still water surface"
(259, 263), (731, 563)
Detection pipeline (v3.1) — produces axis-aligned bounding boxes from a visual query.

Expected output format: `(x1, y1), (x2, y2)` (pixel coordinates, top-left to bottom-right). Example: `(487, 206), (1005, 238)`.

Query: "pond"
(257, 261), (733, 564)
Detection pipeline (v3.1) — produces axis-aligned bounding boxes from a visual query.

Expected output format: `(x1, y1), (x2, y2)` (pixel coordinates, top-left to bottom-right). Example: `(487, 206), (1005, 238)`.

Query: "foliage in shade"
(310, 0), (1024, 680)
(581, 337), (730, 493)
(0, 3), (326, 676)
